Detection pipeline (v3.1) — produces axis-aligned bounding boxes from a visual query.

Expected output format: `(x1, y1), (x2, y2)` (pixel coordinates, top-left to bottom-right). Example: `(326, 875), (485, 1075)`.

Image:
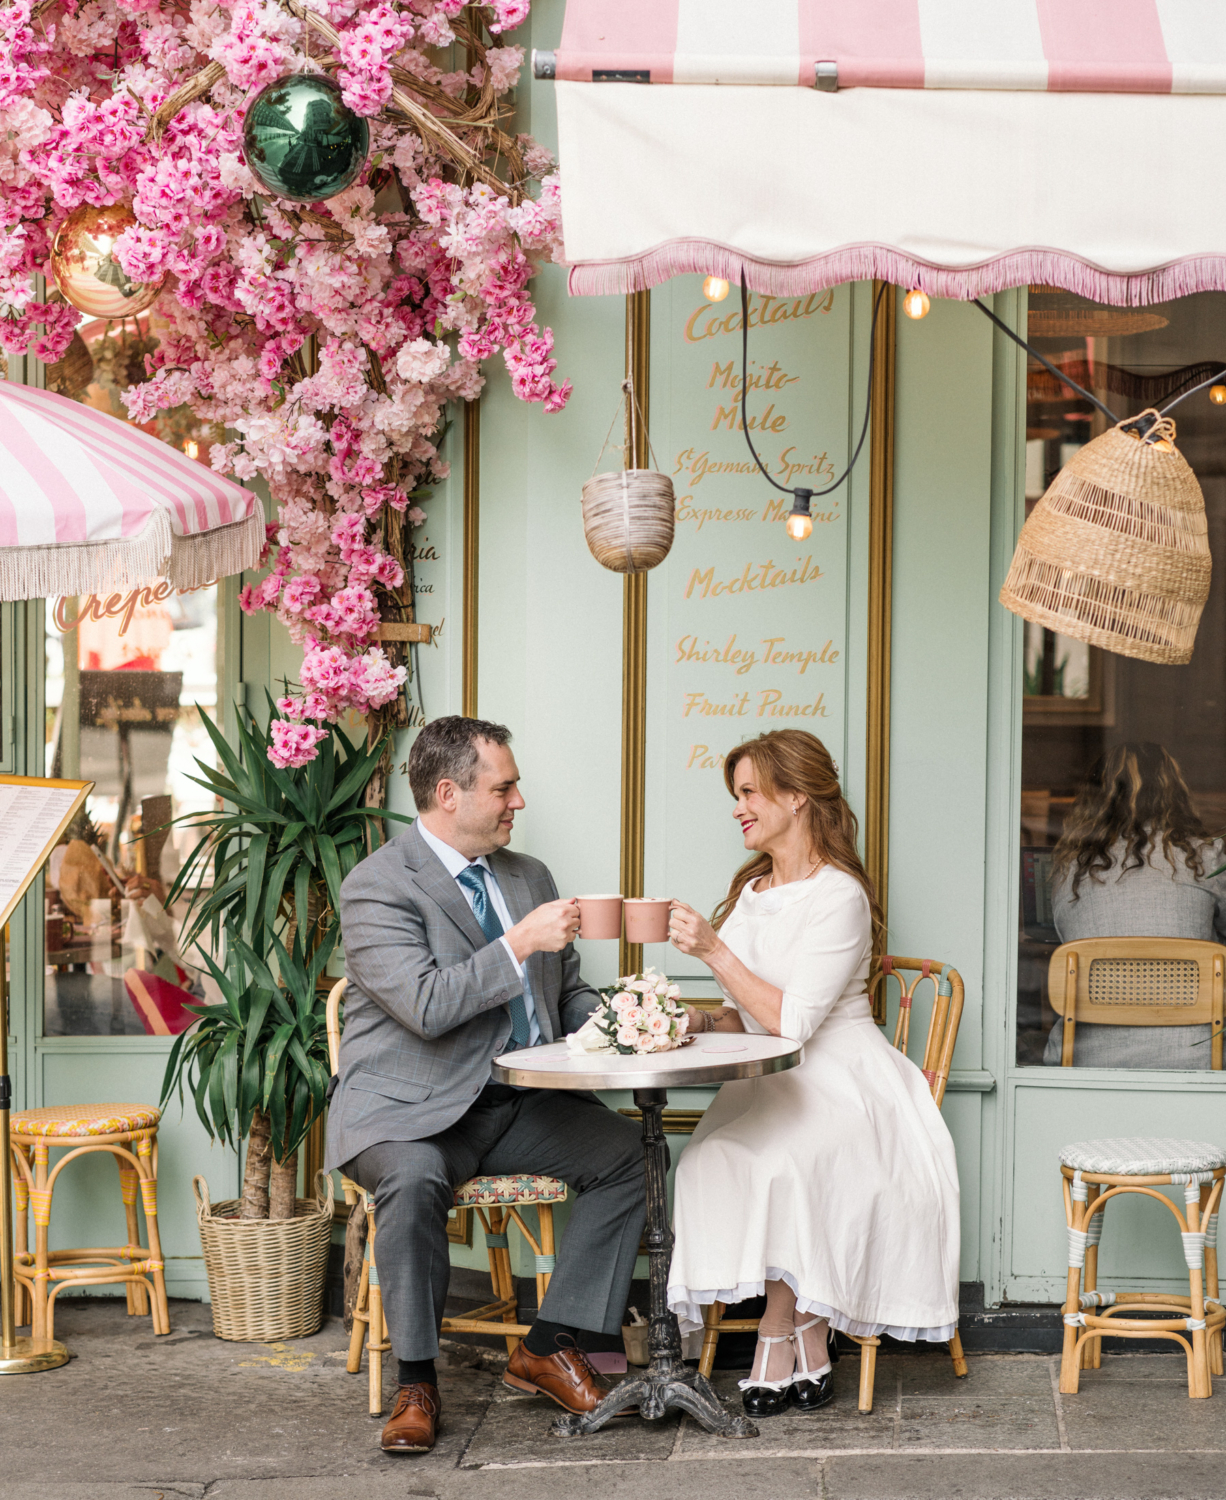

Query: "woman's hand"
(669, 900), (720, 962)
(684, 1004), (708, 1034)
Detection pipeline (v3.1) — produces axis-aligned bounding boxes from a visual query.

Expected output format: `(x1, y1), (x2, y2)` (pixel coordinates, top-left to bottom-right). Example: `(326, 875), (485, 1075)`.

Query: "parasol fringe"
(165, 508), (265, 590)
(0, 510), (174, 603)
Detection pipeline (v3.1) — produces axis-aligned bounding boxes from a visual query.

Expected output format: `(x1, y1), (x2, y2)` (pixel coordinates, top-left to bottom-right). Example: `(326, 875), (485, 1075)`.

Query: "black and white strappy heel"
(738, 1331), (794, 1417)
(789, 1315), (835, 1412)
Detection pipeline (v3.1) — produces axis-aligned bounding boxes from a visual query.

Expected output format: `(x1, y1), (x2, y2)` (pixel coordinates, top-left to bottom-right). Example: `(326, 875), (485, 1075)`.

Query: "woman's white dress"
(667, 868), (961, 1342)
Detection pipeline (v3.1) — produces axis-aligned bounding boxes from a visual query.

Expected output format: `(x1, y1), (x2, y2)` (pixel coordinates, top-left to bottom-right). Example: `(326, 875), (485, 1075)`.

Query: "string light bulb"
(902, 288), (930, 320)
(703, 275), (730, 303)
(785, 488), (813, 541)
(1211, 385), (1226, 405)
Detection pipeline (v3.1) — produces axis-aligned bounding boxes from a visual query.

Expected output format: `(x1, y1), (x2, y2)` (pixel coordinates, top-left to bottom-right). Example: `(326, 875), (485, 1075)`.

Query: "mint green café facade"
(6, 0), (1226, 1345)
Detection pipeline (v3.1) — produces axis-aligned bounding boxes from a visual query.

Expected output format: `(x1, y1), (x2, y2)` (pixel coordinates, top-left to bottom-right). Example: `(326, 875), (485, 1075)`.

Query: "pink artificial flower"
(268, 720), (328, 768)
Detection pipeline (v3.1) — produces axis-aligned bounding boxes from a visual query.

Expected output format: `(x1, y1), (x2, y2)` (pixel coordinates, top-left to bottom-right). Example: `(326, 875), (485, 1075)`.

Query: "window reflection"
(1016, 289), (1226, 1067)
(41, 314), (219, 1037)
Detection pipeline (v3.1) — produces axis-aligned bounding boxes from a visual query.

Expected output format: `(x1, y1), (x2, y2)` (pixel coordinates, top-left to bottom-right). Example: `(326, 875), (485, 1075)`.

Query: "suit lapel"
(490, 854), (553, 1042)
(403, 827), (488, 951)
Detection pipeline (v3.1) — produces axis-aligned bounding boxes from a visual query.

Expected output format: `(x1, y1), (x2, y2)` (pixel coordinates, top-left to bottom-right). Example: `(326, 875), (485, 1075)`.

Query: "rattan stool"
(10, 1103), (171, 1340)
(1059, 1137), (1225, 1399)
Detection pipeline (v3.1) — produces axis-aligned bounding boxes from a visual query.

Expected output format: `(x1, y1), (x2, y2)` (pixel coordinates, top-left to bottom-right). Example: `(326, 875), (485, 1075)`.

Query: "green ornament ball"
(242, 73), (370, 203)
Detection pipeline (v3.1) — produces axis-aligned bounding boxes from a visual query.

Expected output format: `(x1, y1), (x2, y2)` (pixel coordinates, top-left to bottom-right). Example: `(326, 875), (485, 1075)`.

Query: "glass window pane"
(42, 314), (218, 1037)
(1016, 290), (1226, 1069)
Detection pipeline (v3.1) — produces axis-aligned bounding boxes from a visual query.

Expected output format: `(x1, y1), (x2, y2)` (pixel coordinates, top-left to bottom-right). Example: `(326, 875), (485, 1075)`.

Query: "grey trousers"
(346, 1085), (650, 1361)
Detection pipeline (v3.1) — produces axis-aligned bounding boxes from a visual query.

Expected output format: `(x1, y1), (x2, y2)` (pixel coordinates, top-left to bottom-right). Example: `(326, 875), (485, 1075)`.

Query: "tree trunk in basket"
(240, 1106), (272, 1219)
(343, 1201), (368, 1332)
(269, 1150), (299, 1220)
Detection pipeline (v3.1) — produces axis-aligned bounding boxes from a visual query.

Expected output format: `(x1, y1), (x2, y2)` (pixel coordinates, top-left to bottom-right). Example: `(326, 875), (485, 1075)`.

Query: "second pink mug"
(623, 897), (671, 944)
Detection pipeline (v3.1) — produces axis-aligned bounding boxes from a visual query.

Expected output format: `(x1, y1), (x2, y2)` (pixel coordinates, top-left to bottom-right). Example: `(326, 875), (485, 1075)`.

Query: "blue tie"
(455, 864), (532, 1049)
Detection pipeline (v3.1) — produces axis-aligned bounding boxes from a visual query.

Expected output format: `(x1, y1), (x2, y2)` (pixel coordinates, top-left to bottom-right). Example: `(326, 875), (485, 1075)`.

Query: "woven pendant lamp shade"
(1000, 411), (1210, 665)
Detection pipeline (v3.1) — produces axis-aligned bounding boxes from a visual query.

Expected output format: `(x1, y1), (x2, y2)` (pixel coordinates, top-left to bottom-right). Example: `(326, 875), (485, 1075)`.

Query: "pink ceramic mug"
(577, 895), (623, 940)
(623, 897), (671, 944)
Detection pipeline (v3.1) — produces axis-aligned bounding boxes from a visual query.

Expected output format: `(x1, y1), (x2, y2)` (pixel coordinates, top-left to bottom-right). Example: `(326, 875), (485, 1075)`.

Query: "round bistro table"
(493, 1031), (801, 1440)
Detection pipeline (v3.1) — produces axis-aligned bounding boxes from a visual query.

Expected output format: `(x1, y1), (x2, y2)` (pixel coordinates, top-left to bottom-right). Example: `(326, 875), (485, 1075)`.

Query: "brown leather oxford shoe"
(381, 1382), (441, 1453)
(504, 1339), (622, 1416)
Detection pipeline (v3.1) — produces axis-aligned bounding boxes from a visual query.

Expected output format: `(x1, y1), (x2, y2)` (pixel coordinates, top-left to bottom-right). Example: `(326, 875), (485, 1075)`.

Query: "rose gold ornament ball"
(50, 204), (164, 319)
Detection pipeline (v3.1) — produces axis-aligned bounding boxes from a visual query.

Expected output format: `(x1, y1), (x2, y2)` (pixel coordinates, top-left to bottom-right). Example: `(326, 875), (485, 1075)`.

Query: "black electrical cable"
(972, 298), (1117, 423)
(1159, 366), (1226, 415)
(739, 275), (887, 500)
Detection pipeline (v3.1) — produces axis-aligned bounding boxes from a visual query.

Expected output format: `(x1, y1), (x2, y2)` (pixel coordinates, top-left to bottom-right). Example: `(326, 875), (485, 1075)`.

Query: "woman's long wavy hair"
(711, 730), (884, 946)
(1053, 741), (1213, 899)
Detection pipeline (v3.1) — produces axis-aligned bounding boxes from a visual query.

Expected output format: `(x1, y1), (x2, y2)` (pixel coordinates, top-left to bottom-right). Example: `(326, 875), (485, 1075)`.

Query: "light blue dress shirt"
(416, 820), (541, 1046)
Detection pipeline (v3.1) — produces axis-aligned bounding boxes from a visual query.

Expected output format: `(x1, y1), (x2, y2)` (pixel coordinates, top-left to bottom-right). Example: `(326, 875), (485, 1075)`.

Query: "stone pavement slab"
(4, 1300), (1225, 1500)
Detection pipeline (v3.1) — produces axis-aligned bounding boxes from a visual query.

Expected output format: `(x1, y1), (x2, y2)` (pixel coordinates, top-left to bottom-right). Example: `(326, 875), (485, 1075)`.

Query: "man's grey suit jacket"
(325, 821), (600, 1171)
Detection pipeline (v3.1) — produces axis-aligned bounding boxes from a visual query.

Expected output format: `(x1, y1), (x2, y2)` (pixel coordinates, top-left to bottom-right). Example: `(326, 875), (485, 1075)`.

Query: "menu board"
(0, 777), (93, 928)
(644, 278), (854, 981)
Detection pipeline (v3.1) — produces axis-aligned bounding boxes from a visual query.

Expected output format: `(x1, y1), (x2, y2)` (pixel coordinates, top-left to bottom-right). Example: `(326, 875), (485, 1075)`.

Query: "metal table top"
(491, 1032), (801, 1091)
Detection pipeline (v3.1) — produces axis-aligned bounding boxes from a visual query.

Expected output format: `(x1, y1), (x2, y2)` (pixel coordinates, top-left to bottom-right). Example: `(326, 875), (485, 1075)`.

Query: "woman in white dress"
(667, 729), (960, 1417)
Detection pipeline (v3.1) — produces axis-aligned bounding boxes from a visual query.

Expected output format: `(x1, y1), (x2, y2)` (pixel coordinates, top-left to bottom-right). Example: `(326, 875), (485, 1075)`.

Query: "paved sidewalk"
(2, 1299), (1223, 1500)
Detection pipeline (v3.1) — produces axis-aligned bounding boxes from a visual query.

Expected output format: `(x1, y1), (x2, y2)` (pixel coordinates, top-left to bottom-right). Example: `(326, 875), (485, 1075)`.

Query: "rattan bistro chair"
(1048, 937), (1225, 1069)
(698, 957), (967, 1412)
(325, 979), (566, 1415)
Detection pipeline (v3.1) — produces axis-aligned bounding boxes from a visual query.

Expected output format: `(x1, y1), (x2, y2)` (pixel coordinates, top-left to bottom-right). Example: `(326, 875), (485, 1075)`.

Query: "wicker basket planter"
(194, 1170), (333, 1341)
(581, 468), (675, 573)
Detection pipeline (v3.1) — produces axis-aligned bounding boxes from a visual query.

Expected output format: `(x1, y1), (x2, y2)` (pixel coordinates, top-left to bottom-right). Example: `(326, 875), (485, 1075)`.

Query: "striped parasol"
(0, 382), (263, 602)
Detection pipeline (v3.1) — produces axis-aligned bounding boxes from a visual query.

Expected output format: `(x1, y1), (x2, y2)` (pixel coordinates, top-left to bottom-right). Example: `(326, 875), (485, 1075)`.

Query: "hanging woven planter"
(999, 410), (1211, 666)
(582, 378), (674, 574)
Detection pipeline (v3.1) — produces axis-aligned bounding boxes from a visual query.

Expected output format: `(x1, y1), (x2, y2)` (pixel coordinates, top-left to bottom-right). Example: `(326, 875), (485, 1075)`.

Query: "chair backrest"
(326, 976), (347, 1075)
(1047, 937), (1225, 1069)
(869, 956), (964, 1108)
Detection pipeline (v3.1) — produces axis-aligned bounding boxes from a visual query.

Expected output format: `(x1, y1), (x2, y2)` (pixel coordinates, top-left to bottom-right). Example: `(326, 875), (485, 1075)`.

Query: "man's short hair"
(407, 716), (513, 812)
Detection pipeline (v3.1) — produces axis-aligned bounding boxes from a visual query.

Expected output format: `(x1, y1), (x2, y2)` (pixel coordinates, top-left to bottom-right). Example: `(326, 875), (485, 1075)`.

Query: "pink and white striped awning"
(551, 1), (1226, 304)
(553, 0), (1226, 92)
(0, 383), (264, 603)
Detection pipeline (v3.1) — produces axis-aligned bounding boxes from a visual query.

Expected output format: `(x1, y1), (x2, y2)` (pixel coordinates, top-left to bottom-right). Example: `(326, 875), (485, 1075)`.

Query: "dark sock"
(524, 1319), (580, 1357)
(398, 1357), (437, 1386)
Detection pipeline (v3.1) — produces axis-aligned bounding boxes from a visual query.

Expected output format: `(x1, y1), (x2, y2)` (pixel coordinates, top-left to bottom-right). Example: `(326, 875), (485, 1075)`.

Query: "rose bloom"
(674, 1011), (689, 1033)
(621, 1006), (643, 1025)
(646, 1012), (670, 1036)
(610, 991), (635, 1011)
(616, 1025), (639, 1048)
(633, 1032), (656, 1055)
(641, 994), (660, 1013)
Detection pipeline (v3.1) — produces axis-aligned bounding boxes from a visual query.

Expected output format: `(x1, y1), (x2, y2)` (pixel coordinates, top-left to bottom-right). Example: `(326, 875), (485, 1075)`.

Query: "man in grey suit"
(327, 716), (647, 1453)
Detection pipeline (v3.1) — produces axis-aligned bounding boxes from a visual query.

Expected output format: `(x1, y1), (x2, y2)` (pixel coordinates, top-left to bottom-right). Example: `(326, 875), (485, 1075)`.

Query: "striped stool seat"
(1058, 1142), (1226, 1400)
(1060, 1138), (1226, 1177)
(9, 1100), (170, 1343)
(454, 1174), (568, 1207)
(11, 1104), (161, 1139)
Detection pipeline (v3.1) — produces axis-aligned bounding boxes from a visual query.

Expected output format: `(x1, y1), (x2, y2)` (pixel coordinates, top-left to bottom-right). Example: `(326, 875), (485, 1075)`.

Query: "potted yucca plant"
(163, 701), (409, 1220)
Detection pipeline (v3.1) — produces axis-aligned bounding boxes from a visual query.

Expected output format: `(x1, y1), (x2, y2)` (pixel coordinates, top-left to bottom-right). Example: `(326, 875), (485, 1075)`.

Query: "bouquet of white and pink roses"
(567, 969), (691, 1057)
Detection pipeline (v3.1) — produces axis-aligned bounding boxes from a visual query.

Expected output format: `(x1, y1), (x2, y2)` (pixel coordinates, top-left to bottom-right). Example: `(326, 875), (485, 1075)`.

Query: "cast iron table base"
(552, 1089), (757, 1439)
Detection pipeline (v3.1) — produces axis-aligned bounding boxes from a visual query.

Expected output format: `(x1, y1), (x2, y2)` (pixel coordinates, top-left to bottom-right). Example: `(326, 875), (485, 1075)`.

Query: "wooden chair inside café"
(697, 957), (968, 1412)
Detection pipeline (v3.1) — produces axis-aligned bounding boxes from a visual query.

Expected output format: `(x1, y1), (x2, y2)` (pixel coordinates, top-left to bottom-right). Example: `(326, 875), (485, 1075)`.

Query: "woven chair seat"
(1060, 1137), (1226, 1176)
(454, 1174), (567, 1206)
(11, 1103), (161, 1138)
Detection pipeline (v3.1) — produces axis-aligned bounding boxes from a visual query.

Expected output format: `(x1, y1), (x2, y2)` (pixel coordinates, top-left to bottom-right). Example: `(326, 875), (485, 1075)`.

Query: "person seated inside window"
(1044, 742), (1226, 1068)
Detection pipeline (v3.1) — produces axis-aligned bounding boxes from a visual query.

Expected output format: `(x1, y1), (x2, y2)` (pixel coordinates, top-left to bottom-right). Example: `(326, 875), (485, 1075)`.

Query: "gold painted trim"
(618, 1107), (706, 1135)
(620, 291), (650, 977)
(866, 282), (896, 1019)
(462, 398), (480, 718)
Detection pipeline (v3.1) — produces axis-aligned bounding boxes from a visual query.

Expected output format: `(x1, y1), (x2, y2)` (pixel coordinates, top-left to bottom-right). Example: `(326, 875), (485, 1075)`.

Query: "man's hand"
(505, 898), (581, 963)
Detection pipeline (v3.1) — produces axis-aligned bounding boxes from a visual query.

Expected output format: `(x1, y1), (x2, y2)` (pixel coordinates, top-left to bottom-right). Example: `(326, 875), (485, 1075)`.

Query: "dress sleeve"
(778, 882), (871, 1043)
